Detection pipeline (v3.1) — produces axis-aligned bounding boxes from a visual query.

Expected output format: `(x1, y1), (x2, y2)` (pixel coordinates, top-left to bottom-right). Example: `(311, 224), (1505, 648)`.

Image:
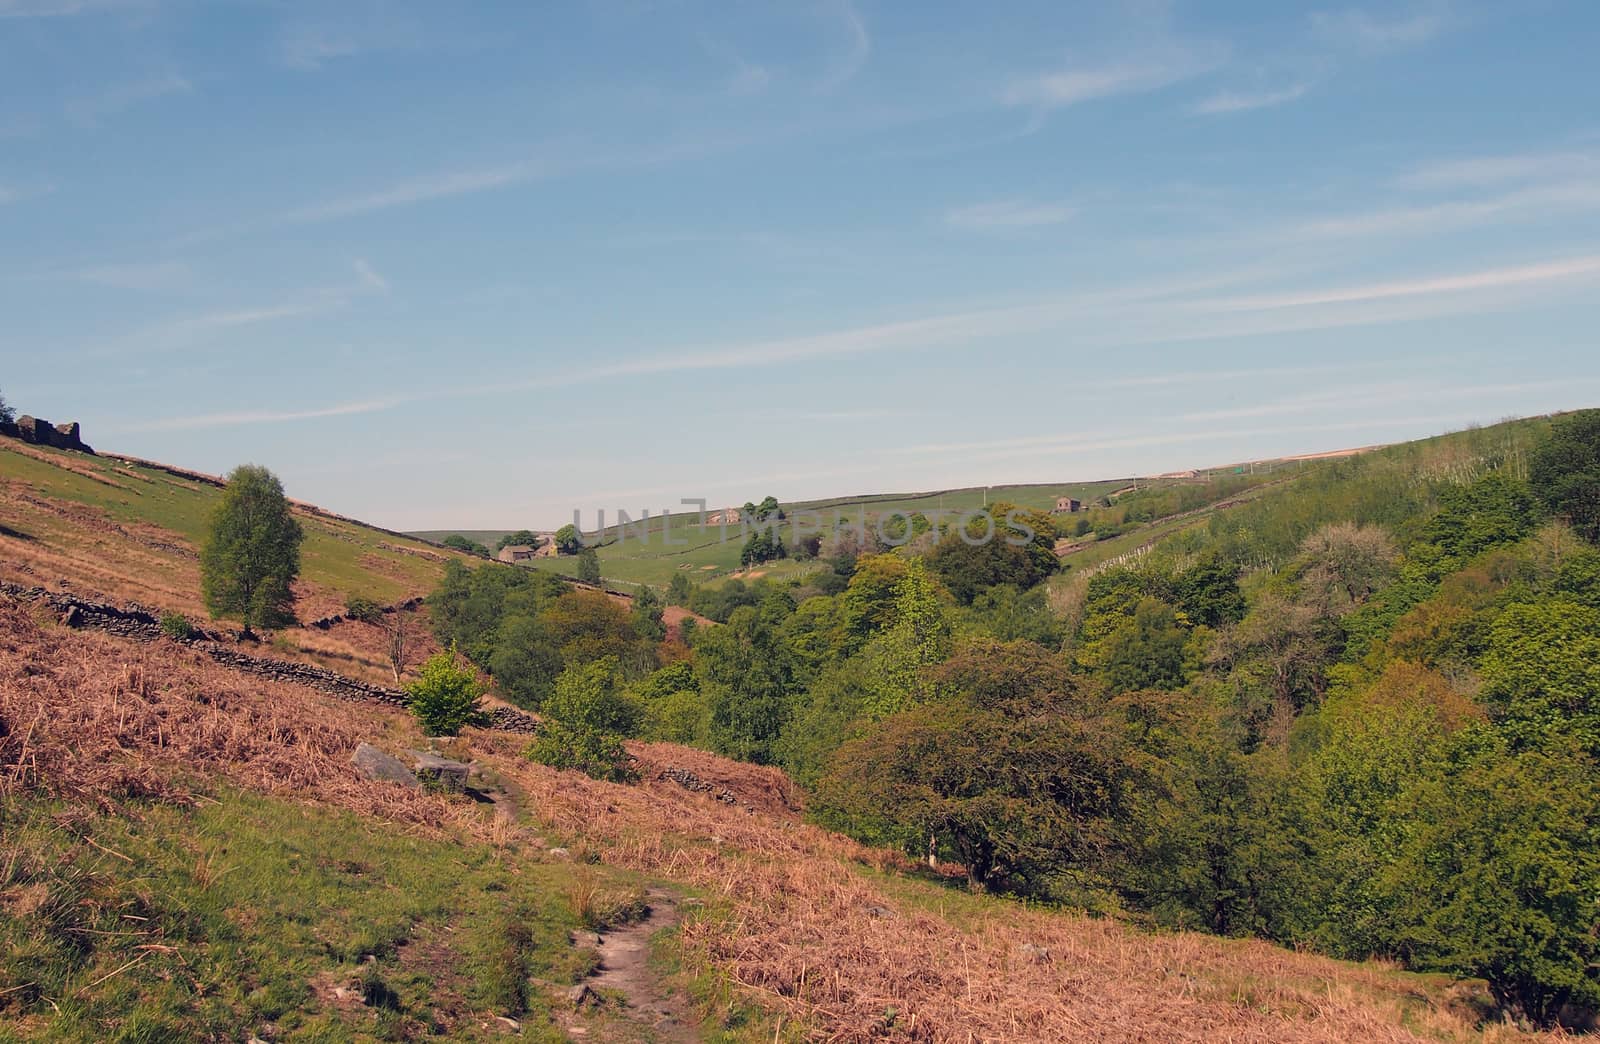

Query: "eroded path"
(560, 888), (698, 1042)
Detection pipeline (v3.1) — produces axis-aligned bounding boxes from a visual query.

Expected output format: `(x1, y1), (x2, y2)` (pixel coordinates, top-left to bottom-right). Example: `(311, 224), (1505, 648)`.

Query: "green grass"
(0, 440), (460, 605)
(419, 480), (1140, 591)
(0, 789), (610, 1042)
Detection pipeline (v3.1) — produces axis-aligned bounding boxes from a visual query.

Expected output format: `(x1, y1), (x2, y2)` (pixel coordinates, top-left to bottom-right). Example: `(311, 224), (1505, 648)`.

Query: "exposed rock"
(351, 743), (421, 789)
(657, 766), (737, 805)
(10, 415), (93, 453)
(407, 750), (471, 792)
(547, 847), (571, 860)
(865, 905), (895, 919)
(566, 983), (596, 1009)
(492, 1015), (522, 1033)
(569, 929), (602, 948)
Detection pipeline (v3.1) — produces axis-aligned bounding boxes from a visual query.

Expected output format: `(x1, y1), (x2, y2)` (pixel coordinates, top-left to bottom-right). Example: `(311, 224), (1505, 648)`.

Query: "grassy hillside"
(0, 437), (468, 619)
(416, 474), (1307, 591)
(0, 601), (1548, 1042)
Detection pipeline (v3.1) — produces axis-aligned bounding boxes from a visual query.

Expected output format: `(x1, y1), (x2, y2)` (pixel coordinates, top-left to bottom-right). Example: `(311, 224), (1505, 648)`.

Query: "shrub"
(524, 722), (636, 783)
(344, 595), (383, 623)
(159, 611), (193, 640)
(405, 650), (487, 737)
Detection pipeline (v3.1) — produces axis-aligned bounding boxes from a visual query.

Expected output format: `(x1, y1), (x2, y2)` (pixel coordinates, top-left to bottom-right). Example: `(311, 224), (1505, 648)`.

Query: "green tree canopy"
(553, 524), (583, 554)
(199, 464), (304, 635)
(496, 529), (543, 551)
(406, 650), (487, 736)
(441, 534), (490, 557)
(576, 547), (602, 585)
(1530, 408), (1600, 543)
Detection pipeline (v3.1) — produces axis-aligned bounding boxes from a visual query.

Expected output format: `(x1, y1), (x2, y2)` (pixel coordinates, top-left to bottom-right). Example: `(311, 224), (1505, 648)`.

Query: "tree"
(1297, 523), (1399, 616)
(441, 534), (490, 557)
(1380, 742), (1600, 1024)
(200, 464), (304, 636)
(576, 547), (602, 585)
(1100, 598), (1188, 693)
(631, 585), (667, 643)
(861, 559), (952, 718)
(406, 649), (487, 736)
(382, 611), (418, 684)
(497, 529), (542, 551)
(814, 642), (1145, 897)
(487, 613), (563, 708)
(1479, 600), (1600, 753)
(538, 590), (644, 670)
(543, 657), (642, 737)
(553, 524), (583, 554)
(0, 387), (13, 425)
(665, 572), (694, 606)
(695, 604), (796, 763)
(925, 516), (1055, 605)
(1530, 409), (1600, 543)
(525, 657), (641, 781)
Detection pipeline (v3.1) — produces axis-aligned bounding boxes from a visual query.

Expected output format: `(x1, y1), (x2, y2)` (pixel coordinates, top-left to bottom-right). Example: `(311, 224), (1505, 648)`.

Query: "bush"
(405, 650), (487, 737)
(344, 595), (383, 623)
(159, 611), (193, 640)
(524, 722), (636, 783)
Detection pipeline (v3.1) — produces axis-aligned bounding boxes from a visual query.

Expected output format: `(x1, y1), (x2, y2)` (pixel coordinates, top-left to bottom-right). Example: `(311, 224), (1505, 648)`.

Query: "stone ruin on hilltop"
(0, 415), (94, 454)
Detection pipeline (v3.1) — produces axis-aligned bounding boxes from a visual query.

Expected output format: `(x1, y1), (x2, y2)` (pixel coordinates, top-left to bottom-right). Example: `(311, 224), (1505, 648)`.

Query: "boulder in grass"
(408, 750), (471, 793)
(351, 742), (421, 789)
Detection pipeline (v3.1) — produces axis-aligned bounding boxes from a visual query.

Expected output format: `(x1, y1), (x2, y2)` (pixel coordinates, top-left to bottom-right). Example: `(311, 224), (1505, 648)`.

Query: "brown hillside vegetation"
(0, 598), (1559, 1042)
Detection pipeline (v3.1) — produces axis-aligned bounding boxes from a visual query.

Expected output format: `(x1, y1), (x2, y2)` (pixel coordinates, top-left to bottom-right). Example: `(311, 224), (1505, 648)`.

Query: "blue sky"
(3, 0), (1598, 530)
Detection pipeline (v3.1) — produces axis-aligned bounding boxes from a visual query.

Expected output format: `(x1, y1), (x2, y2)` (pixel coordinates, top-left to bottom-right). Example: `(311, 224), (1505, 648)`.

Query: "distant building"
(1053, 497), (1082, 514)
(706, 508), (742, 525)
(497, 544), (537, 563)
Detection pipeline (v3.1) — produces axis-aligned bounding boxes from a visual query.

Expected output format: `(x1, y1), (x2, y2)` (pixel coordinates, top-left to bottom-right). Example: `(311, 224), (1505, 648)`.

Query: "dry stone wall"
(1, 582), (543, 735)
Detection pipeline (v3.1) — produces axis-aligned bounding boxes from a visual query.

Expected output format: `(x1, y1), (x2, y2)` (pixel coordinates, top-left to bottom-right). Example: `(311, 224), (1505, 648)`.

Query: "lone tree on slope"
(200, 464), (304, 637)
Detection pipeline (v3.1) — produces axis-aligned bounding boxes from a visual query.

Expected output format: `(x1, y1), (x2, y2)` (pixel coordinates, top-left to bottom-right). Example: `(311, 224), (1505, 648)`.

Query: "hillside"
(0, 598), (1547, 1042)
(417, 469), (1303, 591)
(0, 435), (471, 685)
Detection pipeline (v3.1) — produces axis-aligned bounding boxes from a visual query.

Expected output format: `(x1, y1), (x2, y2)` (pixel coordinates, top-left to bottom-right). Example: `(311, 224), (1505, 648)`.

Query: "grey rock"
(407, 750), (472, 793)
(351, 742), (421, 789)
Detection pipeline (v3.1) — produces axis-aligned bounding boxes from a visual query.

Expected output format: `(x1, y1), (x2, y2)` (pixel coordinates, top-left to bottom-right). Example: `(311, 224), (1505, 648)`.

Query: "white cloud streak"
(944, 199), (1075, 230)
(67, 72), (191, 125)
(1191, 83), (1308, 115)
(126, 399), (405, 432)
(1311, 4), (1450, 51)
(1201, 255), (1600, 312)
(1398, 149), (1600, 189)
(815, 0), (869, 92)
(283, 161), (545, 223)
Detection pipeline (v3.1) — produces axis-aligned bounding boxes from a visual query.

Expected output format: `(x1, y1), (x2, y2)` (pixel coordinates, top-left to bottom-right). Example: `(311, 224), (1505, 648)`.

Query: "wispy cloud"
(67, 72), (190, 125)
(66, 260), (189, 291)
(1180, 379), (1598, 423)
(125, 398), (405, 432)
(815, 0), (869, 92)
(1311, 4), (1450, 51)
(1398, 149), (1600, 189)
(1005, 49), (1223, 110)
(117, 261), (389, 351)
(283, 161), (545, 223)
(944, 199), (1075, 231)
(278, 17), (424, 71)
(1288, 180), (1600, 240)
(353, 258), (389, 293)
(1201, 255), (1600, 312)
(1190, 83), (1308, 115)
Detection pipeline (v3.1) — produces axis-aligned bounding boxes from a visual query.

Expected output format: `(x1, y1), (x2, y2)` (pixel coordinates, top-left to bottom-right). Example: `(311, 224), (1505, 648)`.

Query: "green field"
(1, 439), (467, 606)
(415, 479), (1132, 590)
